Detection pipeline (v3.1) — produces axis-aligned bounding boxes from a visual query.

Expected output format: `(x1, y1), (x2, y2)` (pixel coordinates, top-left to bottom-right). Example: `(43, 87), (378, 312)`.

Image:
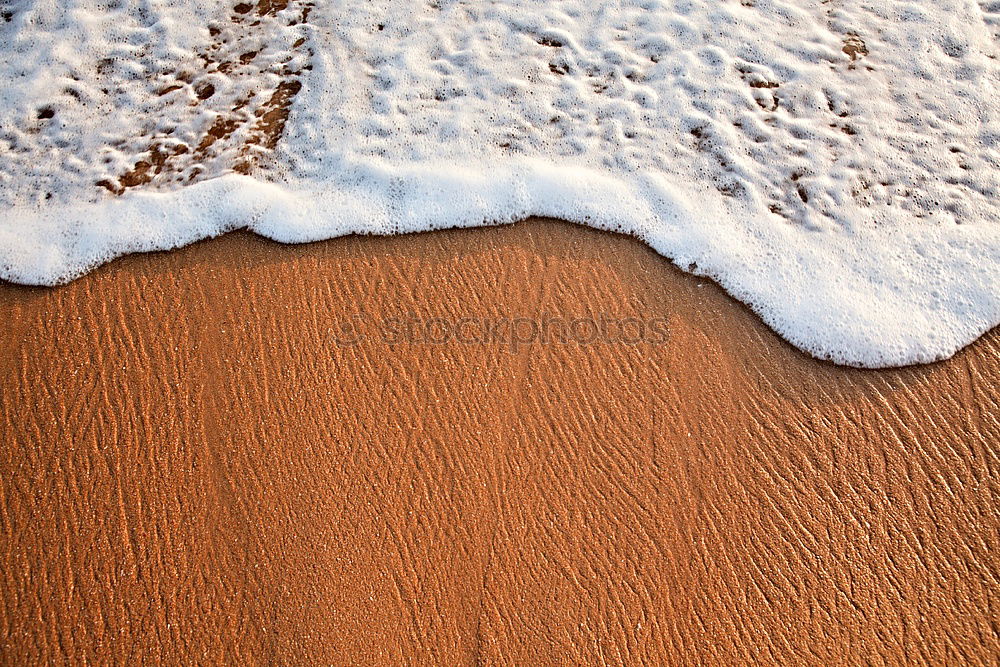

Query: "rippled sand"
(1, 219), (998, 663)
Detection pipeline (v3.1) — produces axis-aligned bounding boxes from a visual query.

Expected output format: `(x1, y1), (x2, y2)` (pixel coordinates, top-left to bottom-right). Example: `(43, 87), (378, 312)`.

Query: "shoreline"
(5, 209), (992, 371)
(2, 218), (998, 662)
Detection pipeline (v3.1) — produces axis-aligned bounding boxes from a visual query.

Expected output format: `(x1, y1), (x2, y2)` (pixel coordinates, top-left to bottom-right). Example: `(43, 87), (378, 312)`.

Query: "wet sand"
(1, 218), (997, 664)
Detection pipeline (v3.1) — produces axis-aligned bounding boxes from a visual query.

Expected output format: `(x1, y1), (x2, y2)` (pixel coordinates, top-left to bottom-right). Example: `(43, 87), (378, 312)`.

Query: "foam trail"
(1, 0), (999, 368)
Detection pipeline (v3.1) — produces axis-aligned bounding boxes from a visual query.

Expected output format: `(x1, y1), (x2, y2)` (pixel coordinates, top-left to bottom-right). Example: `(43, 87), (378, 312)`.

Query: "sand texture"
(1, 219), (998, 664)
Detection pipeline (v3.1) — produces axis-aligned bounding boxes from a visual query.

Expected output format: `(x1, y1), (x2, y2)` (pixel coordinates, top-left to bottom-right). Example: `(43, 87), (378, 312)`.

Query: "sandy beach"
(1, 218), (997, 663)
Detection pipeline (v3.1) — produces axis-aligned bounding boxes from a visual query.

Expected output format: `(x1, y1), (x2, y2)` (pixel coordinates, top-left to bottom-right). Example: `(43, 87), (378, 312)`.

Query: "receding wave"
(1, 0), (999, 367)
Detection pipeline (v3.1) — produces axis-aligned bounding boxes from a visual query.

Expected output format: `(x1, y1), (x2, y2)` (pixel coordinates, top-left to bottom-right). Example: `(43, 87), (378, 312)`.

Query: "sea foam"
(1, 0), (999, 367)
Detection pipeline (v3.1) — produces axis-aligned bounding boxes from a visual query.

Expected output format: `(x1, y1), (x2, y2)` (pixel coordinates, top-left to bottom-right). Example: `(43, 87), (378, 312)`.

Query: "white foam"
(2, 0), (999, 367)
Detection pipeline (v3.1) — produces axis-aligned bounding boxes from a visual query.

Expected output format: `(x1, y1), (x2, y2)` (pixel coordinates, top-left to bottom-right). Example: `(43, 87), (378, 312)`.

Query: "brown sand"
(1, 218), (997, 664)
